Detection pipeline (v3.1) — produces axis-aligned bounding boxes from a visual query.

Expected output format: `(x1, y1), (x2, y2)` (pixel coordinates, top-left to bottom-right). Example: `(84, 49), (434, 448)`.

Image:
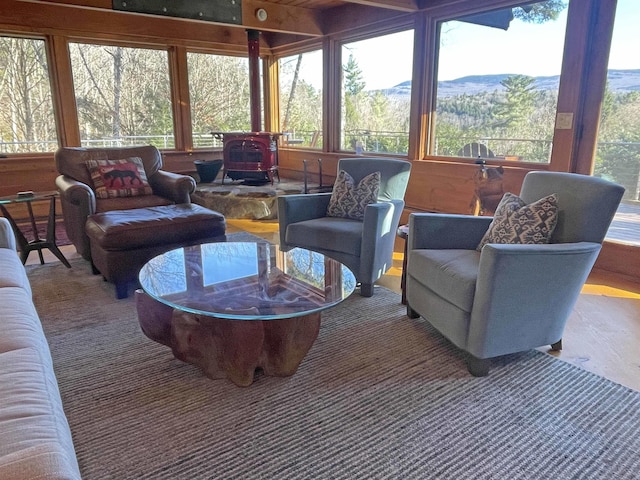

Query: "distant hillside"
(382, 69), (640, 98)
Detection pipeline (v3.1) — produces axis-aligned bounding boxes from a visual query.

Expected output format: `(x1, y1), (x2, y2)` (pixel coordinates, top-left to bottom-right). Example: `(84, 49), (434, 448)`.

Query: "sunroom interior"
(0, 0), (638, 283)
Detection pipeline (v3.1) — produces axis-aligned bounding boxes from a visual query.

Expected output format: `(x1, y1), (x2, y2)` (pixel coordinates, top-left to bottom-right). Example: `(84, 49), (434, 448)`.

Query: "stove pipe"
(247, 29), (261, 132)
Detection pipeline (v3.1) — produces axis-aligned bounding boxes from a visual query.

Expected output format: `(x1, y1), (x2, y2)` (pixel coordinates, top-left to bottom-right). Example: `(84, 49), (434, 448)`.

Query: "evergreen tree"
(513, 1), (567, 23)
(494, 75), (536, 130)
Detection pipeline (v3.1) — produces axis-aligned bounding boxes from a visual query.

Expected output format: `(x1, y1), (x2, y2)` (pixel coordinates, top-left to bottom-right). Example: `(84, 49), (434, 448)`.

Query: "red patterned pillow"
(86, 158), (153, 199)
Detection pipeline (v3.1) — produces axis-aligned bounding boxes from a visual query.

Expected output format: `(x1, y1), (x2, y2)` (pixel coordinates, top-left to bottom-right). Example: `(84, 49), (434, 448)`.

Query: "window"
(0, 36), (57, 154)
(279, 49), (323, 149)
(69, 43), (173, 148)
(432, 1), (570, 163)
(187, 52), (251, 148)
(594, 0), (640, 245)
(341, 30), (414, 154)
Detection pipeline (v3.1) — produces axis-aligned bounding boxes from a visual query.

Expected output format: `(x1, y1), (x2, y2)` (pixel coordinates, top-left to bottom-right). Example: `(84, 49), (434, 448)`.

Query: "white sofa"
(0, 217), (81, 479)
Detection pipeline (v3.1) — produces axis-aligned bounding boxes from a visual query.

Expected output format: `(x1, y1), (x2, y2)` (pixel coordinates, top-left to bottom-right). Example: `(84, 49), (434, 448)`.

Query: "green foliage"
(594, 86), (640, 198)
(494, 75), (536, 130)
(343, 54), (365, 96)
(435, 76), (556, 162)
(513, 1), (567, 23)
(0, 37), (57, 152)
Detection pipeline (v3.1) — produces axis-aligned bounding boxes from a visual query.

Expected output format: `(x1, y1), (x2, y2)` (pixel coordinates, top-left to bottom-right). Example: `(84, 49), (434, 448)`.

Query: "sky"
(291, 0), (639, 91)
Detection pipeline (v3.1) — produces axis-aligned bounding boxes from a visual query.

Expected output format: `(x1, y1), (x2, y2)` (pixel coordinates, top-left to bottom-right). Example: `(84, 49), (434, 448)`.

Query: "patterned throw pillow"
(326, 170), (381, 221)
(86, 158), (153, 199)
(476, 192), (559, 251)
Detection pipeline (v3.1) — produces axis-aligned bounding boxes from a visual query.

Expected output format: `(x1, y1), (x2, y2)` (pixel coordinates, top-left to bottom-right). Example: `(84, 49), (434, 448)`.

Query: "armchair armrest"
(0, 217), (17, 251)
(408, 213), (493, 250)
(468, 242), (602, 358)
(55, 175), (97, 260)
(278, 193), (332, 246)
(148, 170), (196, 204)
(358, 200), (397, 280)
(56, 175), (96, 211)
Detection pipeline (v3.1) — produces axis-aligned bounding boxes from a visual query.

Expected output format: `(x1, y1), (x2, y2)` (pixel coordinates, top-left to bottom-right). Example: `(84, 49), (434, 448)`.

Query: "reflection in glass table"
(136, 242), (356, 386)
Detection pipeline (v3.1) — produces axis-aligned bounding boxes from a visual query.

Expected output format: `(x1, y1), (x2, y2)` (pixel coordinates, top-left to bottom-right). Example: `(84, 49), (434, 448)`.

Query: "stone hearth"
(191, 180), (306, 220)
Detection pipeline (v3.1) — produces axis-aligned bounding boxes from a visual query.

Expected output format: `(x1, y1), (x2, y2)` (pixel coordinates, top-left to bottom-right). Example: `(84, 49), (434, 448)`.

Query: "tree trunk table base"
(135, 291), (320, 387)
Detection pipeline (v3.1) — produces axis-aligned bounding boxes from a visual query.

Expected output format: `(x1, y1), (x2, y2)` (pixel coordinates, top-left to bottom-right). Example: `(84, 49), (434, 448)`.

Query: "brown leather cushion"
(86, 204), (226, 251)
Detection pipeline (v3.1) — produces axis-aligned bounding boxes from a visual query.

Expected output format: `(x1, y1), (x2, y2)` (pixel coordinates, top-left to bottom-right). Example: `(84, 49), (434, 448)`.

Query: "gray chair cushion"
(408, 249), (480, 313)
(285, 217), (363, 257)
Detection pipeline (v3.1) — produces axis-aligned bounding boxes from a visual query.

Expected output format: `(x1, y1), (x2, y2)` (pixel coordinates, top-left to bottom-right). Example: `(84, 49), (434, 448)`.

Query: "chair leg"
(360, 283), (374, 297)
(115, 283), (129, 300)
(406, 305), (419, 319)
(551, 339), (563, 351)
(467, 355), (491, 377)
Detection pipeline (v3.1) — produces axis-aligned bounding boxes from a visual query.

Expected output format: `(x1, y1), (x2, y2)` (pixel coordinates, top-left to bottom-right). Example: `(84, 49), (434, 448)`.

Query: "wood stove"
(212, 131), (281, 185)
(211, 30), (282, 185)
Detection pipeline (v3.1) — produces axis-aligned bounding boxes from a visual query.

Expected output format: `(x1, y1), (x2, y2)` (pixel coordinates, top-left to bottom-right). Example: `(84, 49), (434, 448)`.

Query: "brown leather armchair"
(55, 145), (196, 260)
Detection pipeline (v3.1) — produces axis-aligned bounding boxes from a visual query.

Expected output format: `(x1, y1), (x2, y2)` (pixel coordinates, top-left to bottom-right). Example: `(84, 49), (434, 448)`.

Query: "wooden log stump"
(136, 290), (321, 387)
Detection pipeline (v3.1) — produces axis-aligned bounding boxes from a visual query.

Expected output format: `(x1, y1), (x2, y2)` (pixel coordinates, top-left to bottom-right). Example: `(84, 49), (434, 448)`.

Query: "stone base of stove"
(191, 180), (305, 220)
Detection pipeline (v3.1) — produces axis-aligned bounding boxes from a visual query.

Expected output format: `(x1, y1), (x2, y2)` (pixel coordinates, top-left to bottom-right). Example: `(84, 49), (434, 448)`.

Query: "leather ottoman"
(85, 203), (226, 299)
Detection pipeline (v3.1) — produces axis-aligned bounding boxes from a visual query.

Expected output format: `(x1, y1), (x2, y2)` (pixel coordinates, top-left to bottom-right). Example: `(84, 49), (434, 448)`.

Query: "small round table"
(136, 242), (356, 386)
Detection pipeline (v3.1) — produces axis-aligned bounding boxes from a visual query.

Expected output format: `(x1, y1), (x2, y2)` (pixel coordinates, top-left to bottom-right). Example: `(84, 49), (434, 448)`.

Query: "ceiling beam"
(29, 0), (323, 36)
(242, 0), (322, 36)
(341, 0), (419, 12)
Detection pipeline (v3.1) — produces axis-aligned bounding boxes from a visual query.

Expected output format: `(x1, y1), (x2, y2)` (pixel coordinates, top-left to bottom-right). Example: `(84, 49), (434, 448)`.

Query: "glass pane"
(433, 1), (570, 163)
(594, 0), (640, 245)
(187, 52), (251, 149)
(279, 50), (323, 149)
(0, 36), (58, 153)
(341, 30), (414, 154)
(70, 43), (174, 148)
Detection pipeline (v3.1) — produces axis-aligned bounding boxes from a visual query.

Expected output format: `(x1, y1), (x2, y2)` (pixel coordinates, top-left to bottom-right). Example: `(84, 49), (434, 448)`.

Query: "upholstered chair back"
(519, 171), (625, 245)
(337, 158), (411, 202)
(55, 145), (163, 186)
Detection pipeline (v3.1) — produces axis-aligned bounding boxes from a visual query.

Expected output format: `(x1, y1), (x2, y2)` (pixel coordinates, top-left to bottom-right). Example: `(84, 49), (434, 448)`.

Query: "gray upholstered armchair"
(406, 171), (625, 376)
(278, 158), (411, 297)
(55, 145), (195, 260)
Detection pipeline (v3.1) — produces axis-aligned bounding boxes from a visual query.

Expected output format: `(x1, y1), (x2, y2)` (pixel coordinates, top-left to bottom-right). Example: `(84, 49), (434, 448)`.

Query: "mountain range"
(383, 69), (640, 98)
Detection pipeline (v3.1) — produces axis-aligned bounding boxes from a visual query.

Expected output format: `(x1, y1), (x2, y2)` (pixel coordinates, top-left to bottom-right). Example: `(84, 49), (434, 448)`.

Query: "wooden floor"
(26, 218), (640, 392)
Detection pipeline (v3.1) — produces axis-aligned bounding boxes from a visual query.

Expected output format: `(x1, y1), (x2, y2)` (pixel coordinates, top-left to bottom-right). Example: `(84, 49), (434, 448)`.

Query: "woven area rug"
(18, 217), (72, 246)
(27, 238), (640, 479)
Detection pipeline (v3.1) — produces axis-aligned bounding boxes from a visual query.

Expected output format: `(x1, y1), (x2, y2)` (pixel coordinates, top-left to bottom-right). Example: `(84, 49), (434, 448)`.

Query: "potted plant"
(194, 159), (223, 183)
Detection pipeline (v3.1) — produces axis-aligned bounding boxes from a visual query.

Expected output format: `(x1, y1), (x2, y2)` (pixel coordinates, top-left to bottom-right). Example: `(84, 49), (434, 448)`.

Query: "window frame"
(275, 46), (325, 150)
(423, 0), (572, 169)
(185, 49), (255, 149)
(333, 23), (417, 157)
(0, 33), (60, 155)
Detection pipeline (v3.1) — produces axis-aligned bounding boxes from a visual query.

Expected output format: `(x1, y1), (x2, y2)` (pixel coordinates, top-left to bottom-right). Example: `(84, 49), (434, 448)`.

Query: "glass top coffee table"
(136, 242), (355, 386)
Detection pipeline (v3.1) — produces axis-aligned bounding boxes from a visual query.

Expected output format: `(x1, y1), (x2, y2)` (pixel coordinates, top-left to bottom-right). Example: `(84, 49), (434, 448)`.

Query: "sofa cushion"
(407, 249), (481, 313)
(327, 170), (380, 221)
(0, 250), (31, 294)
(477, 192), (559, 251)
(0, 287), (45, 353)
(0, 348), (81, 479)
(86, 158), (153, 199)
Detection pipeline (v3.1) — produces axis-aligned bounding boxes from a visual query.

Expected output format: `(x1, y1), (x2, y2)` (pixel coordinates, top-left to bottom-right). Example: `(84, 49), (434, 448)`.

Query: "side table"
(0, 191), (71, 267)
(397, 224), (409, 305)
